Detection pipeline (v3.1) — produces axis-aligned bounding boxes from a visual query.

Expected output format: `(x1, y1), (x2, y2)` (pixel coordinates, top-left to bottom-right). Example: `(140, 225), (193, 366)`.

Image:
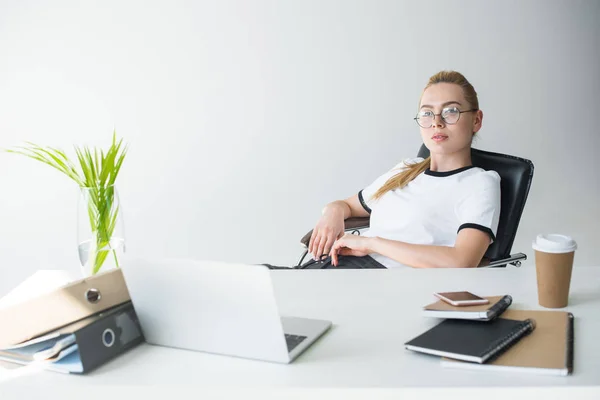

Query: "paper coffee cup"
(532, 234), (577, 308)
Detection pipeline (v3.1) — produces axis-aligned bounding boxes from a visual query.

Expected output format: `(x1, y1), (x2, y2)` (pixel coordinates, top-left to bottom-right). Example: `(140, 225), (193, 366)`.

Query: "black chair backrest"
(417, 145), (534, 261)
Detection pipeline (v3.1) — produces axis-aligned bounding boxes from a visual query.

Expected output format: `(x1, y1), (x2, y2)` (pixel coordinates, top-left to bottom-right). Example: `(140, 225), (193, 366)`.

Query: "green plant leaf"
(93, 247), (111, 275)
(6, 133), (128, 275)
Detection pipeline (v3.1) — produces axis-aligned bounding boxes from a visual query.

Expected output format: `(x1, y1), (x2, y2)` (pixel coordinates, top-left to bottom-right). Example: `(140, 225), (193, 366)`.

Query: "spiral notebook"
(404, 317), (535, 363)
(422, 295), (513, 321)
(441, 310), (574, 376)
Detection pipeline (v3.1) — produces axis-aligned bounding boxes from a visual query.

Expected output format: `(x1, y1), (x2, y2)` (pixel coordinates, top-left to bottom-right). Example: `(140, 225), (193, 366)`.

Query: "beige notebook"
(441, 309), (574, 376)
(423, 295), (512, 321)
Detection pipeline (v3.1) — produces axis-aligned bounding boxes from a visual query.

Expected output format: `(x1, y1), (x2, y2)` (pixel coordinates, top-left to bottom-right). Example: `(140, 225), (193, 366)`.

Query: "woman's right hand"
(308, 204), (346, 260)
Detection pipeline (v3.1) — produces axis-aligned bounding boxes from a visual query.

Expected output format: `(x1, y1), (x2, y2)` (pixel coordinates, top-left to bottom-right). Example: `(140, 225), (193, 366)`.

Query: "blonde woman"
(298, 70), (500, 269)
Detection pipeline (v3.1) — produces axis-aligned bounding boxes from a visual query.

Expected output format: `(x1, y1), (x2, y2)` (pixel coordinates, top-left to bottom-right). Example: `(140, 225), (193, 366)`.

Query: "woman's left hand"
(329, 234), (373, 266)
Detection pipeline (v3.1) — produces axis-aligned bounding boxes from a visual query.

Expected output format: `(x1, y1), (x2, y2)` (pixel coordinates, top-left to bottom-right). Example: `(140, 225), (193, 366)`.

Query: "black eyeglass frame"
(414, 107), (478, 128)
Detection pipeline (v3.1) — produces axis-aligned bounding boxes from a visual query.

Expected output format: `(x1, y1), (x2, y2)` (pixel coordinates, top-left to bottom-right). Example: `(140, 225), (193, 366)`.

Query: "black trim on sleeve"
(424, 166), (475, 177)
(457, 223), (496, 242)
(358, 190), (372, 214)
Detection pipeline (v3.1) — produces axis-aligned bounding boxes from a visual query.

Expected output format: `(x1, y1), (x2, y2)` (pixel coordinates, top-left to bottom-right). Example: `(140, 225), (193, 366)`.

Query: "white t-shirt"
(358, 158), (501, 269)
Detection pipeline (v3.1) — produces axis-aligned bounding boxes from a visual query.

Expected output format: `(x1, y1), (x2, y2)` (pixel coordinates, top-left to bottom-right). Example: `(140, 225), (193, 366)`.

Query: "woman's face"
(418, 83), (483, 155)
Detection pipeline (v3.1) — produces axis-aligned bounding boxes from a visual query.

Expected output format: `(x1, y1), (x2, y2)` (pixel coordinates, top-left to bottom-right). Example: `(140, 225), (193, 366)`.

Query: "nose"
(432, 113), (445, 128)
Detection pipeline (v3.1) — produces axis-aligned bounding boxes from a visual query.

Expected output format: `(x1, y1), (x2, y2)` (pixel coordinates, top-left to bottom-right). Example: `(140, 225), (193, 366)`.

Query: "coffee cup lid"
(532, 234), (577, 253)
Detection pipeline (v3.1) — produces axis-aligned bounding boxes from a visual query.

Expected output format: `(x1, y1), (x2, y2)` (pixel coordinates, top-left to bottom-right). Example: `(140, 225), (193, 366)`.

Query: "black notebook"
(441, 310), (574, 375)
(405, 317), (535, 364)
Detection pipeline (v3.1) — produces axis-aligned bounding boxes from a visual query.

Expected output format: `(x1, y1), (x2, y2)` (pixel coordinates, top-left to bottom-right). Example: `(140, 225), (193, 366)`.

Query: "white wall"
(1, 0), (599, 295)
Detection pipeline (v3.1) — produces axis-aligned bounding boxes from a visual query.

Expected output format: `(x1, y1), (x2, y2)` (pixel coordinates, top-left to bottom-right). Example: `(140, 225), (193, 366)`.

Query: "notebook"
(422, 295), (512, 321)
(405, 317), (535, 363)
(441, 310), (574, 376)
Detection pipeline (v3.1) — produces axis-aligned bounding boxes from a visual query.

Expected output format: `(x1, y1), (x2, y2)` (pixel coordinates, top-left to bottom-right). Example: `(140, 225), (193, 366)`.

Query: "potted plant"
(7, 132), (128, 276)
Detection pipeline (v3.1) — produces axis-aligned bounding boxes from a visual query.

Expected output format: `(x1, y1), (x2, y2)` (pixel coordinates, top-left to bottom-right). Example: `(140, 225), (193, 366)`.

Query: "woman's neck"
(429, 150), (472, 172)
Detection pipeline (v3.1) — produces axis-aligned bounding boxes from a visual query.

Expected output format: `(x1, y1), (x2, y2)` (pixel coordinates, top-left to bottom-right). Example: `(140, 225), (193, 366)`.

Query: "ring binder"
(1, 302), (144, 373)
(0, 269), (131, 349)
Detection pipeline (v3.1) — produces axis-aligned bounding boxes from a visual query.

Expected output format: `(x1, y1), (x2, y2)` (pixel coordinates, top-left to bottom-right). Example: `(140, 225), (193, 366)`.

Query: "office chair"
(297, 145), (534, 268)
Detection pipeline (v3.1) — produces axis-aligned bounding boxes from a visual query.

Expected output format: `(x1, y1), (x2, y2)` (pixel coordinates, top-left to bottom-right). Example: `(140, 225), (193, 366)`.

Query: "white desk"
(1, 266), (599, 396)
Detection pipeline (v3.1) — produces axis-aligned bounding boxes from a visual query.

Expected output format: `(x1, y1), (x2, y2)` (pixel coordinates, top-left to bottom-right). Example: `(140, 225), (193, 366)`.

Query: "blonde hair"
(371, 70), (479, 201)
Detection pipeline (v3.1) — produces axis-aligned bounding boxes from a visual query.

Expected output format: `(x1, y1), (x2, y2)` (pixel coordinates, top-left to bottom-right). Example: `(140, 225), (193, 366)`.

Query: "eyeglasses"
(414, 107), (478, 128)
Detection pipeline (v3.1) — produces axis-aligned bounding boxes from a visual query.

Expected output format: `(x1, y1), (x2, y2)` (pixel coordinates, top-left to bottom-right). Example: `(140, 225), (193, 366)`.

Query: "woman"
(303, 70), (501, 269)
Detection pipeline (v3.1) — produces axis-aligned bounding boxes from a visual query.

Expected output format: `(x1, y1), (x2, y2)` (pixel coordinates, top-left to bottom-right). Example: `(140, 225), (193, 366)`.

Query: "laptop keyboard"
(285, 334), (307, 353)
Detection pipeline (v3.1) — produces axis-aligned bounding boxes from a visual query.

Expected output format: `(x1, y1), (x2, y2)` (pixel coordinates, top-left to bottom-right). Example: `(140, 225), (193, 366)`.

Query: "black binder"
(0, 301), (144, 373)
(404, 317), (536, 364)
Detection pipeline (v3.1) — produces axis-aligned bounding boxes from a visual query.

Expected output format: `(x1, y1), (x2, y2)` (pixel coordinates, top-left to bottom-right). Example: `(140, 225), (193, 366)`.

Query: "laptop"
(120, 258), (332, 364)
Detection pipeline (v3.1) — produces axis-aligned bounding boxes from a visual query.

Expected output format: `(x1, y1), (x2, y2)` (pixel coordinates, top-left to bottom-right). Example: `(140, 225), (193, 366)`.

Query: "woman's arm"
(325, 194), (371, 219)
(308, 194), (370, 260)
(330, 228), (491, 268)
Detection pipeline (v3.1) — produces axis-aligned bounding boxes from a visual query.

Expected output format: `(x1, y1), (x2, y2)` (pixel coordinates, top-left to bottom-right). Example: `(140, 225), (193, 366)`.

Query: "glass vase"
(77, 185), (126, 277)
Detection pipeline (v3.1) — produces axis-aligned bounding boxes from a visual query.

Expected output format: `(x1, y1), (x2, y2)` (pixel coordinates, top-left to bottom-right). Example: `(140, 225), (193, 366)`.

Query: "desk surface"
(1, 266), (599, 391)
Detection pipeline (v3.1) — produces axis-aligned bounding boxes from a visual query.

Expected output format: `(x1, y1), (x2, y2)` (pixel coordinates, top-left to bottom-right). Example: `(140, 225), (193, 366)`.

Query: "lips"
(431, 133), (448, 142)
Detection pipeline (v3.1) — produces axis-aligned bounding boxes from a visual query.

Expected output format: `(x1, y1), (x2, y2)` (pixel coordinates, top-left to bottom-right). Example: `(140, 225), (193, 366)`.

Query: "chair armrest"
(478, 253), (527, 268)
(300, 217), (371, 247)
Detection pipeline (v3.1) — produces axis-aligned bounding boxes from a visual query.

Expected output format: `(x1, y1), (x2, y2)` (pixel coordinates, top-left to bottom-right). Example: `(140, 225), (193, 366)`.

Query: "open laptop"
(120, 258), (332, 364)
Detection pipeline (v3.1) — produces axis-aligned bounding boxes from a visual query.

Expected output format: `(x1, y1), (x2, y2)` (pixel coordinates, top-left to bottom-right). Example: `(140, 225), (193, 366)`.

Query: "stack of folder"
(404, 295), (574, 376)
(0, 269), (144, 374)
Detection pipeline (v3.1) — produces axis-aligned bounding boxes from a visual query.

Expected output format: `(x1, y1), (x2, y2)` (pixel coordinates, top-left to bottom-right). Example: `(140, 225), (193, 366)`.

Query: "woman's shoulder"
(463, 167), (501, 188)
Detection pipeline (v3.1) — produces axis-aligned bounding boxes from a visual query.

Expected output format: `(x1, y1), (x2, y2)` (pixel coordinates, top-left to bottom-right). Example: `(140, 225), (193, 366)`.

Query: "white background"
(1, 0), (599, 295)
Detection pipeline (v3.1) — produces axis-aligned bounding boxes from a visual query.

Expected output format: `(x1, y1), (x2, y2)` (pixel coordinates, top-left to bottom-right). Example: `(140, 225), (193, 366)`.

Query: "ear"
(472, 110), (483, 135)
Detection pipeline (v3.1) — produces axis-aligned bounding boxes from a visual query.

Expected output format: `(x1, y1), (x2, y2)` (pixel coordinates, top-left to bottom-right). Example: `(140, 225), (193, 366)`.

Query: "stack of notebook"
(404, 294), (574, 376)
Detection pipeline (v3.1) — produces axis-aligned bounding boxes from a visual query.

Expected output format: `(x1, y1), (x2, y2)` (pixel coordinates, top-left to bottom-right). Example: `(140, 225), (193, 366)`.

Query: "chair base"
(480, 252), (527, 268)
